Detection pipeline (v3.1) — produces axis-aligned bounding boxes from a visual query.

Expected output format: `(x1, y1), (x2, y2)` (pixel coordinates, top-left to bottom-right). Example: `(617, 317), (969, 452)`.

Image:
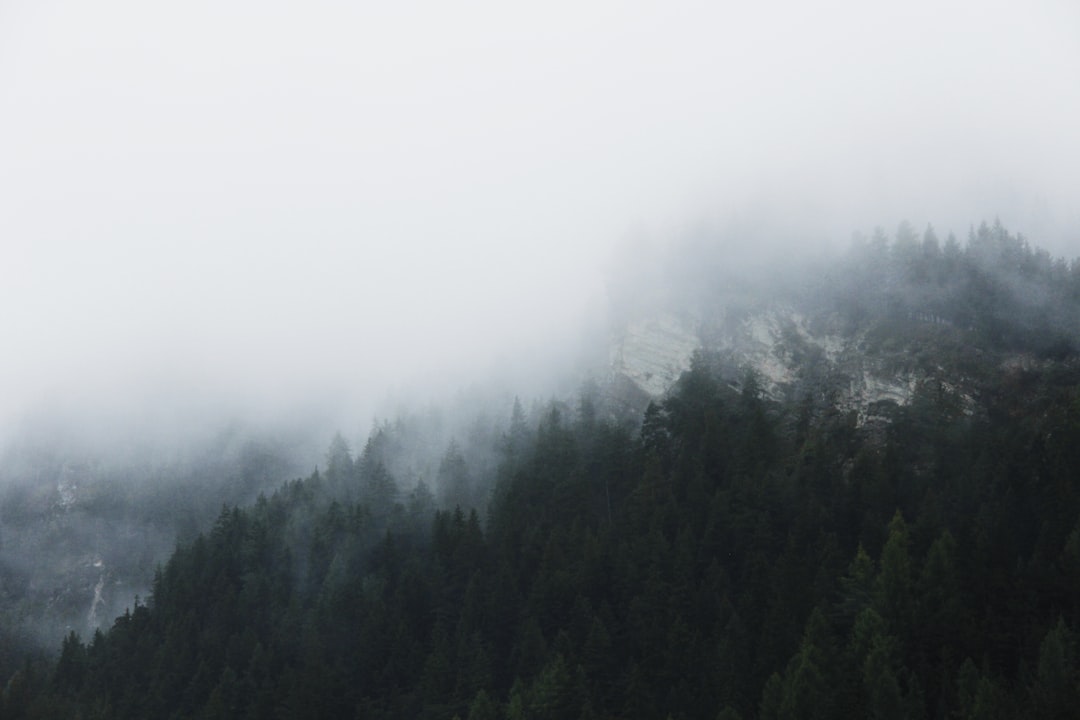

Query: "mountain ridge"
(4, 219), (1080, 719)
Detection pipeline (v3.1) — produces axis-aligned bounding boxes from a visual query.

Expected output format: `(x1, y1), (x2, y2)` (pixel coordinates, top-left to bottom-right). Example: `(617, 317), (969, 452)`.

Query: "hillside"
(0, 422), (316, 682)
(4, 221), (1080, 719)
(610, 220), (1079, 416)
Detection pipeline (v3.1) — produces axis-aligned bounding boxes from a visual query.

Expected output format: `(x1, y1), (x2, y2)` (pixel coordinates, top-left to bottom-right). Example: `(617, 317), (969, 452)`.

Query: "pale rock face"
(732, 309), (927, 423)
(610, 304), (948, 425)
(844, 372), (918, 425)
(610, 313), (700, 398)
(730, 309), (804, 390)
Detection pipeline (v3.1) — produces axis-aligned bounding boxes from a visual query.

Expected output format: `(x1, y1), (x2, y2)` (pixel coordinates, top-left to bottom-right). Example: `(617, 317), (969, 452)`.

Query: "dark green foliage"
(6, 222), (1080, 718)
(839, 219), (1080, 358)
(438, 440), (475, 511)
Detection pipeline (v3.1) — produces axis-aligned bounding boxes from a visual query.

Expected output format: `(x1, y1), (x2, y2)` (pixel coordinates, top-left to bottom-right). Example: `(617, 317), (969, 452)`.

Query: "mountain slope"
(6, 220), (1080, 720)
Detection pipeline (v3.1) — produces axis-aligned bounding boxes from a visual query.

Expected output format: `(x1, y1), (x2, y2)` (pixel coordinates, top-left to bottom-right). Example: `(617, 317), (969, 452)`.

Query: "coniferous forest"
(4, 223), (1080, 719)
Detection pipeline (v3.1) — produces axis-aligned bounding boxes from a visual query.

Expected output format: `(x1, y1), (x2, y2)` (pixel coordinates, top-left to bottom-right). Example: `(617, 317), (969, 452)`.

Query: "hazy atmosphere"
(3, 0), (1079, 440)
(7, 4), (1080, 717)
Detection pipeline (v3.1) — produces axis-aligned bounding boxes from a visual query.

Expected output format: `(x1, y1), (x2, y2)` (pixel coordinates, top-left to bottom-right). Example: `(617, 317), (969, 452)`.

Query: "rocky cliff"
(608, 301), (984, 428)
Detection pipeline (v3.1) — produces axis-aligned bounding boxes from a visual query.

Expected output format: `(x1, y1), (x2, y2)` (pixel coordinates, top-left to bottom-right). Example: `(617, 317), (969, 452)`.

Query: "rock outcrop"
(608, 303), (976, 426)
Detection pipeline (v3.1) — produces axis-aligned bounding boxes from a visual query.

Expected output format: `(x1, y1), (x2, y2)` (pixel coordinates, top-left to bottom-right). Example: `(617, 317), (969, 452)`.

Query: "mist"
(2, 0), (1079, 446)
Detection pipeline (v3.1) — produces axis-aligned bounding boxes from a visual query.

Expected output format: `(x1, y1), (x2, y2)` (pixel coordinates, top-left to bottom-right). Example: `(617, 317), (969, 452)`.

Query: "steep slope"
(608, 220), (1079, 428)
(6, 220), (1080, 719)
(0, 423), (312, 679)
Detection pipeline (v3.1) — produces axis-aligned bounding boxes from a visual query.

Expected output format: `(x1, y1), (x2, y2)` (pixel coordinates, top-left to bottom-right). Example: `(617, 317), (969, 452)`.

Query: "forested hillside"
(4, 223), (1080, 719)
(0, 419), (320, 687)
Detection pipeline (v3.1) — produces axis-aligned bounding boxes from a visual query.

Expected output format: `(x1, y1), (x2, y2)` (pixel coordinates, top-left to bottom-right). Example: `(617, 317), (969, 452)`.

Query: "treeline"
(4, 223), (1080, 719)
(833, 219), (1080, 357)
(5, 352), (1080, 719)
(0, 423), (312, 687)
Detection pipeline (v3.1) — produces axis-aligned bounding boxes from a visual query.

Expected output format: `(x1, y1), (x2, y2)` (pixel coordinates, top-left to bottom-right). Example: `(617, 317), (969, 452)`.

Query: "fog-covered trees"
(6, 222), (1080, 719)
(437, 440), (473, 511)
(839, 219), (1080, 357)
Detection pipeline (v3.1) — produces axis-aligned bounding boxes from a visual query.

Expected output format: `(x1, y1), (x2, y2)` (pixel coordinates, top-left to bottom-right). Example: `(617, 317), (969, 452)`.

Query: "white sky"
(2, 0), (1079, 437)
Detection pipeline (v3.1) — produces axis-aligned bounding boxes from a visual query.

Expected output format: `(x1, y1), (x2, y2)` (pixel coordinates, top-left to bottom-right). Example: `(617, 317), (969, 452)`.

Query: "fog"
(2, 0), (1079, 445)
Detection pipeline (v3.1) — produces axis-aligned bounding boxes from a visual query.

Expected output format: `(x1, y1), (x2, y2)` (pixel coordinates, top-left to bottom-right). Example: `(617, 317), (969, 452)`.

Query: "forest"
(3, 221), (1080, 719)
